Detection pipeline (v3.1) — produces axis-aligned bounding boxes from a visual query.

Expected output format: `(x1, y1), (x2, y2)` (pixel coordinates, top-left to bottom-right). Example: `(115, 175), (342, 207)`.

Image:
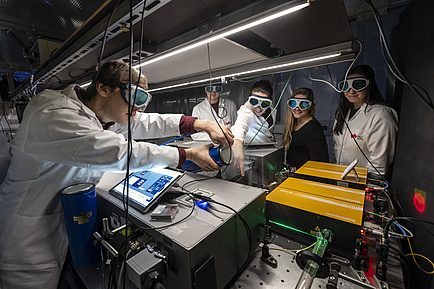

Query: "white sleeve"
(365, 107), (398, 175)
(109, 112), (183, 140)
(191, 102), (212, 141)
(230, 102), (254, 143)
(192, 104), (200, 118)
(18, 108), (180, 171)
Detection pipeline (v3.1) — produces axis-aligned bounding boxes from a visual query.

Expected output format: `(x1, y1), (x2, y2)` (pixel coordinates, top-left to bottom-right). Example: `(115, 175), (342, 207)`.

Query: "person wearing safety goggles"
(191, 84), (237, 141)
(231, 80), (277, 176)
(0, 60), (235, 289)
(332, 65), (398, 180)
(282, 88), (329, 172)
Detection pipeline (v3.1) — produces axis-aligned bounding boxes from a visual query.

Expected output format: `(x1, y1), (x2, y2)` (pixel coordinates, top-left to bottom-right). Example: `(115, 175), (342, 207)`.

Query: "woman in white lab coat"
(191, 85), (237, 141)
(0, 61), (233, 289)
(231, 80), (276, 176)
(332, 65), (398, 180)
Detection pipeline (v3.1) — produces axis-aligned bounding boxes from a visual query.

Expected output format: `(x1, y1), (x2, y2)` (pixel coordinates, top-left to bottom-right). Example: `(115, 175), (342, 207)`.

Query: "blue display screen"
(110, 167), (184, 213)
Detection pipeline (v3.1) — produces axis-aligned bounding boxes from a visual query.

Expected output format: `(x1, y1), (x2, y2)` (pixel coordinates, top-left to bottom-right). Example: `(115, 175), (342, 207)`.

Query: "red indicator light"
(413, 193), (426, 213)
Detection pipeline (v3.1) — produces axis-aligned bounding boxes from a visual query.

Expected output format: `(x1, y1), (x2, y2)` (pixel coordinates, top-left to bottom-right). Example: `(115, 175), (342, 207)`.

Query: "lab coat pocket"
(0, 212), (67, 270)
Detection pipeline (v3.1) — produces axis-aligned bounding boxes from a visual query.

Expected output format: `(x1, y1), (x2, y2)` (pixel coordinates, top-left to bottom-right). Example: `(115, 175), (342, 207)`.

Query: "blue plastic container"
(61, 183), (100, 268)
(182, 145), (232, 171)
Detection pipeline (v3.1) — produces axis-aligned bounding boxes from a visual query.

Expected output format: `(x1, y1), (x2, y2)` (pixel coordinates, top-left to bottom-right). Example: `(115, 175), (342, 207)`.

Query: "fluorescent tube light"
(133, 1), (309, 69)
(80, 80), (92, 88)
(148, 52), (341, 93)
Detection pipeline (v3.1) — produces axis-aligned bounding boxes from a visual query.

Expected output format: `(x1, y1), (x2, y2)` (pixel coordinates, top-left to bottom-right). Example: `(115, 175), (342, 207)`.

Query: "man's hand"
(185, 144), (222, 172)
(232, 140), (245, 176)
(193, 119), (234, 148)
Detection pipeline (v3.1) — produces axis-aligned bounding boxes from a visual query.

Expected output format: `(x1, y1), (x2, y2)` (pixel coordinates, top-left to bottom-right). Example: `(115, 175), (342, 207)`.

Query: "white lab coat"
(332, 103), (398, 178)
(0, 85), (183, 288)
(231, 100), (276, 145)
(191, 97), (237, 141)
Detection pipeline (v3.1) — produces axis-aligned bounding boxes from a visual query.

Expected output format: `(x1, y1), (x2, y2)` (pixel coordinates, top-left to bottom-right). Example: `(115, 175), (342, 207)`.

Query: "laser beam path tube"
(295, 231), (329, 289)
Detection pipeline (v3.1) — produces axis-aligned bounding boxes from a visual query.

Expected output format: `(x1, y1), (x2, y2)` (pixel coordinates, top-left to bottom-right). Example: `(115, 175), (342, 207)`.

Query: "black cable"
(116, 2), (158, 285)
(325, 65), (337, 132)
(94, 0), (122, 80)
(336, 93), (385, 180)
(377, 17), (433, 108)
(144, 203), (196, 230)
(127, 192), (197, 232)
(125, 1), (137, 287)
(209, 199), (253, 268)
(206, 203), (232, 215)
(388, 182), (405, 215)
(364, 0), (434, 110)
(186, 190), (253, 285)
(205, 43), (233, 166)
(68, 68), (91, 79)
(234, 174), (245, 183)
(384, 217), (434, 240)
(0, 101), (14, 141)
(130, 0), (147, 116)
(180, 176), (214, 190)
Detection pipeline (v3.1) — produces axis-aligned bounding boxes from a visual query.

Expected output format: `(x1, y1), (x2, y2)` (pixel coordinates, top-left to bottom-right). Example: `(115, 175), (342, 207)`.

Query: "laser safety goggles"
(287, 98), (312, 110)
(337, 78), (370, 92)
(108, 82), (152, 108)
(205, 85), (222, 93)
(248, 94), (272, 109)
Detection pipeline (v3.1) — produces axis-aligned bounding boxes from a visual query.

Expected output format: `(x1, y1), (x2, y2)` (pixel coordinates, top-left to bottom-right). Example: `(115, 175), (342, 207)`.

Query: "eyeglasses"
(205, 85), (222, 93)
(287, 98), (312, 110)
(109, 82), (152, 108)
(337, 78), (370, 92)
(248, 94), (272, 109)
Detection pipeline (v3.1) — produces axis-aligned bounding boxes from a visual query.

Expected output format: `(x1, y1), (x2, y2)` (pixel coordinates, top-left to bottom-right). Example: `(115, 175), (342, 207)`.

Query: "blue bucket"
(61, 183), (100, 268)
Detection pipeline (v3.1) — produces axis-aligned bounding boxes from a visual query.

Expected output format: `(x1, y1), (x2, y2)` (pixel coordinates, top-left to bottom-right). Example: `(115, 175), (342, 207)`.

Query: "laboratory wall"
(391, 1), (434, 288)
(147, 7), (401, 165)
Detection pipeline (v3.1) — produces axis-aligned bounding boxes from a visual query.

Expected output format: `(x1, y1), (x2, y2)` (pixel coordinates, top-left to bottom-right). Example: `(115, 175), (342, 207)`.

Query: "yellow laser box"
(294, 161), (368, 190)
(267, 161), (368, 258)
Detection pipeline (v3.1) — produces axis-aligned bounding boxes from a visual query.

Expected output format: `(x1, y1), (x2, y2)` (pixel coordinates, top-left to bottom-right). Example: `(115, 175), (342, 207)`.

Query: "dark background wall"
(391, 1), (434, 288)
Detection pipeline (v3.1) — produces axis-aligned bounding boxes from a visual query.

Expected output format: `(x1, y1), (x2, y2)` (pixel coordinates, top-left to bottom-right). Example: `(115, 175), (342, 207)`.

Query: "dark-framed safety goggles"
(248, 94), (272, 109)
(205, 85), (222, 93)
(111, 82), (152, 108)
(337, 78), (370, 92)
(287, 98), (312, 110)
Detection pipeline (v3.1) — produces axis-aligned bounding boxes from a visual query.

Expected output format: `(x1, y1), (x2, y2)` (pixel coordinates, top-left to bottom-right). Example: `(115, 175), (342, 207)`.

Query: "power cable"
(205, 43), (233, 165)
(363, 0), (433, 110)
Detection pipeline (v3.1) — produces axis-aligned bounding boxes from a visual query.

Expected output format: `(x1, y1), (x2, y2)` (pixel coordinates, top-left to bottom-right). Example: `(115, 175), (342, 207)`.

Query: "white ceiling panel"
(138, 38), (267, 84)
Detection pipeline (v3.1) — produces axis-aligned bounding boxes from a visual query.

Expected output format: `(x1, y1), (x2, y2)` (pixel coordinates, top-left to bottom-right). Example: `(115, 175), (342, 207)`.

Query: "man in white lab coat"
(191, 84), (237, 141)
(0, 60), (233, 289)
(231, 80), (276, 176)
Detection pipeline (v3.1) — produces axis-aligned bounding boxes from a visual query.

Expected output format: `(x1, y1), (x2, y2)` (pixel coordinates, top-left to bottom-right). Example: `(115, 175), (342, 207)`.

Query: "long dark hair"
(250, 80), (273, 98)
(334, 65), (385, 135)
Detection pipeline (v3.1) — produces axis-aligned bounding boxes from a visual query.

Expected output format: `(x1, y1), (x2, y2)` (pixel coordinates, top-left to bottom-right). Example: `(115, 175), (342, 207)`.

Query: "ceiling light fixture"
(80, 80), (92, 88)
(133, 1), (310, 69)
(148, 52), (342, 93)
